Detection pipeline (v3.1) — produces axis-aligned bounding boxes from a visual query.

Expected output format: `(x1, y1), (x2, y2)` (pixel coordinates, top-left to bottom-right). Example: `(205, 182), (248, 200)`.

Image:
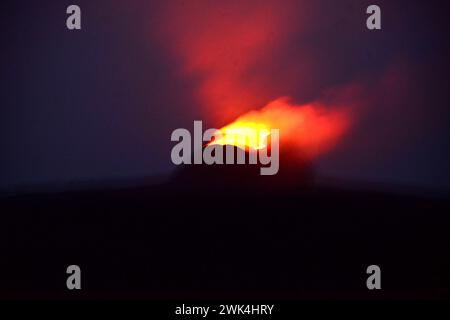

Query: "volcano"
(172, 144), (314, 192)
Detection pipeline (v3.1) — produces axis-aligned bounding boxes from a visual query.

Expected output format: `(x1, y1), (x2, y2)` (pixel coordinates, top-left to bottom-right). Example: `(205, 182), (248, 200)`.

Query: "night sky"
(1, 0), (449, 192)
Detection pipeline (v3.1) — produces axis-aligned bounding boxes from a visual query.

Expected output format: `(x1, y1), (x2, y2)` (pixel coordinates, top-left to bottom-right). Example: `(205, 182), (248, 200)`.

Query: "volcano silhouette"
(171, 145), (314, 192)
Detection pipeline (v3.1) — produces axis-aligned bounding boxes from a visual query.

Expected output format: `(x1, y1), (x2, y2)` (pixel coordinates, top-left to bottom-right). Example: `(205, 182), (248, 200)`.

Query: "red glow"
(156, 1), (293, 121)
(210, 97), (351, 159)
(156, 1), (352, 159)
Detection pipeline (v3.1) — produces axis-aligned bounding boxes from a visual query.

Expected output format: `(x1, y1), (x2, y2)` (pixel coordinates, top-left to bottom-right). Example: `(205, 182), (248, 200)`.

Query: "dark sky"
(1, 0), (449, 192)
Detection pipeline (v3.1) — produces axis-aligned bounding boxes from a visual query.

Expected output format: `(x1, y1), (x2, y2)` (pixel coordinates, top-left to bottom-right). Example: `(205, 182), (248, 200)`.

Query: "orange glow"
(157, 2), (353, 159)
(210, 121), (271, 150)
(210, 97), (351, 159)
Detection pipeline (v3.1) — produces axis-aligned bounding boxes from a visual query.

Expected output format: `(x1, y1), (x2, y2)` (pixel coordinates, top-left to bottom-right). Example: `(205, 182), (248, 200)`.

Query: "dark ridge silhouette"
(0, 147), (449, 299)
(171, 145), (314, 192)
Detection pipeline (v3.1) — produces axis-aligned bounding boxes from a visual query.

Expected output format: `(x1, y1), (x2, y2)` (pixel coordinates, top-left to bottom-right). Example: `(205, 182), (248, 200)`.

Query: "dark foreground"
(0, 176), (449, 300)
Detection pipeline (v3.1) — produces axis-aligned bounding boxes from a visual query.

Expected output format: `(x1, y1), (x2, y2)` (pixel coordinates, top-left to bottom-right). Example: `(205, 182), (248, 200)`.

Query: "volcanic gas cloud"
(156, 0), (352, 160)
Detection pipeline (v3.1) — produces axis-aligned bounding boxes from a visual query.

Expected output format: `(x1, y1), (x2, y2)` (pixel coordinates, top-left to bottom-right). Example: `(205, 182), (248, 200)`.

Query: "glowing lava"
(157, 2), (353, 160)
(210, 121), (271, 151)
(209, 97), (351, 159)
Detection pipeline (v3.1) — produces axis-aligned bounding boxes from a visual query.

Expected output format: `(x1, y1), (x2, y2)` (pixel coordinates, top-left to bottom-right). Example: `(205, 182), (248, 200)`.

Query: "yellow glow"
(210, 121), (271, 150)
